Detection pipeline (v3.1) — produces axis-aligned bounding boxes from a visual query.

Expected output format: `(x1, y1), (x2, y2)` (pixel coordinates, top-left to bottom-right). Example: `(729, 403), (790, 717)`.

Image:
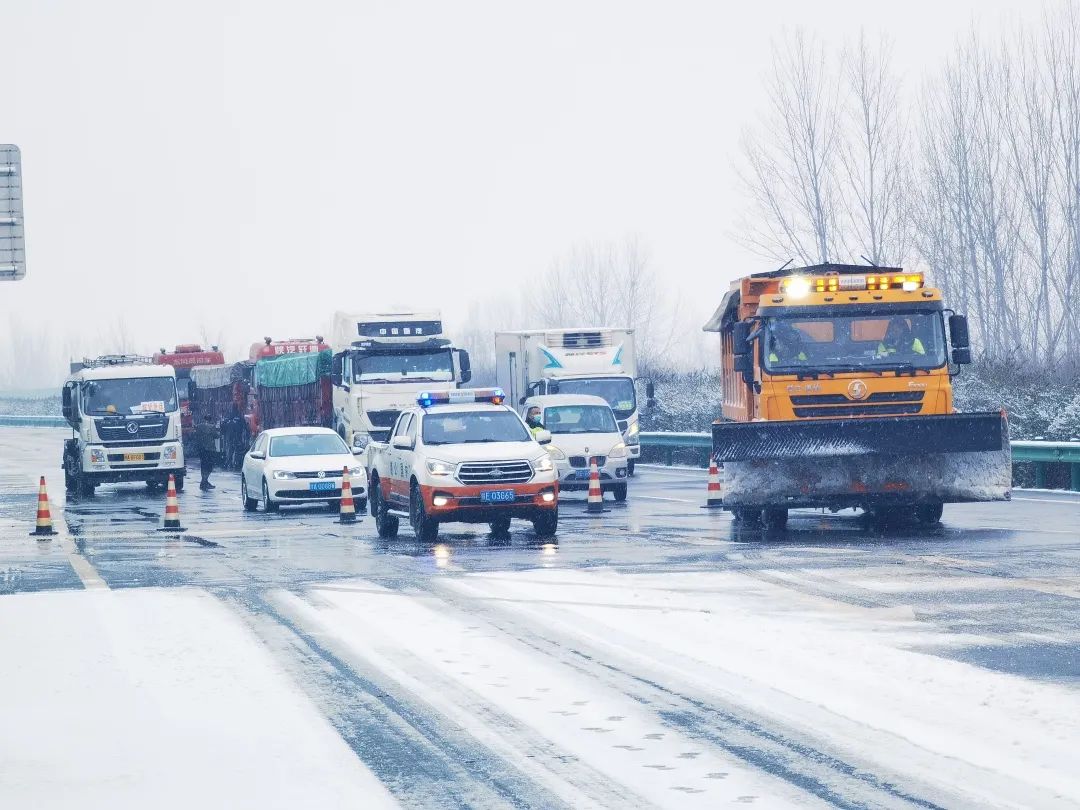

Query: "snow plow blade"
(713, 413), (1011, 508)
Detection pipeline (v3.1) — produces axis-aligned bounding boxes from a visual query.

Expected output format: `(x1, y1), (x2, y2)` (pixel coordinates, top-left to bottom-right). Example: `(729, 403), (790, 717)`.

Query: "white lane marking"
(1010, 496), (1080, 505)
(634, 494), (699, 504)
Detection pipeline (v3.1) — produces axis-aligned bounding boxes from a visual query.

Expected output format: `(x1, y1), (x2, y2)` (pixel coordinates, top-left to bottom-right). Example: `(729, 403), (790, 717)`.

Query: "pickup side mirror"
(351, 446), (365, 455)
(952, 347), (972, 365)
(391, 434), (415, 450)
(732, 322), (751, 355)
(534, 429), (552, 445)
(249, 450), (265, 460)
(949, 314), (970, 349)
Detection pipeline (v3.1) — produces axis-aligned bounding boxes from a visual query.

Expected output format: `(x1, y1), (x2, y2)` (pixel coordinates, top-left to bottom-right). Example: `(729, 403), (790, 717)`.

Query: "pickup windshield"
(422, 411), (530, 445)
(353, 350), (453, 383)
(762, 312), (946, 373)
(82, 377), (178, 415)
(549, 377), (636, 418)
(543, 405), (618, 434)
(269, 433), (350, 457)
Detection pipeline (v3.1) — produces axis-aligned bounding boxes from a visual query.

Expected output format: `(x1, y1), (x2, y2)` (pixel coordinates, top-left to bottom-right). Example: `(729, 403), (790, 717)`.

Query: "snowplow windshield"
(81, 377), (179, 415)
(762, 312), (946, 373)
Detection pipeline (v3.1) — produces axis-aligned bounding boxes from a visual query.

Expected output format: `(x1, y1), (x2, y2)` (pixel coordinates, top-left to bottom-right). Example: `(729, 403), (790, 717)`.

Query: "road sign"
(1, 145), (25, 281)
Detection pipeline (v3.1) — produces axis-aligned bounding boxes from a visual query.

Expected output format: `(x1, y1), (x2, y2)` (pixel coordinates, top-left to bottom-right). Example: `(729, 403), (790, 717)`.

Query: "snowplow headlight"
(782, 276), (811, 298)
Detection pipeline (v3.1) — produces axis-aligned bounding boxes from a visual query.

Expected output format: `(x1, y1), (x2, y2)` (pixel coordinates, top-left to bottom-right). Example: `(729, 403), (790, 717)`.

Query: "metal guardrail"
(640, 432), (1080, 492)
(0, 415), (67, 427)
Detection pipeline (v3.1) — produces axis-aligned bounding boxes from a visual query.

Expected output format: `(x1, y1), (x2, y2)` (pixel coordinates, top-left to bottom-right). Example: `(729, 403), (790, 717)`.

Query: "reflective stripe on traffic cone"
(31, 476), (57, 537)
(158, 474), (186, 532)
(586, 457), (604, 513)
(705, 459), (724, 508)
(339, 466), (356, 524)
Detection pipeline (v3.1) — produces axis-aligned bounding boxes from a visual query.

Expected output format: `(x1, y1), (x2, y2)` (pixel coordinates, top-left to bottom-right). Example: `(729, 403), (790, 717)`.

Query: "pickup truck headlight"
(545, 445), (567, 460)
(426, 459), (454, 476)
(532, 455), (555, 473)
(273, 470), (298, 480)
(608, 442), (627, 458)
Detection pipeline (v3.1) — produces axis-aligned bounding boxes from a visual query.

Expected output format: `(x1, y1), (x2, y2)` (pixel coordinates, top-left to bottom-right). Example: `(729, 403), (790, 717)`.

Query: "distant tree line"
(738, 4), (1080, 365)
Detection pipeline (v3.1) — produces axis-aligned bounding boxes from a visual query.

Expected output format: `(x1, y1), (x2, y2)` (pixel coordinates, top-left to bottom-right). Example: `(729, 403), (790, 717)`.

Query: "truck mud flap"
(714, 413), (1011, 507)
(712, 413), (1007, 462)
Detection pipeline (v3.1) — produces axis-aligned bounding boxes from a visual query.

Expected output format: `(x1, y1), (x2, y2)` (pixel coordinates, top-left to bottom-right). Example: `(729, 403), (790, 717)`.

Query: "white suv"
(368, 389), (559, 541)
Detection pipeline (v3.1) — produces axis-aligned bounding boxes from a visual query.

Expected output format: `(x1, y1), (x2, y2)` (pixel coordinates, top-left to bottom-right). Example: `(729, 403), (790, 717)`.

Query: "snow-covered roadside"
(0, 588), (399, 810)
(445, 569), (1080, 809)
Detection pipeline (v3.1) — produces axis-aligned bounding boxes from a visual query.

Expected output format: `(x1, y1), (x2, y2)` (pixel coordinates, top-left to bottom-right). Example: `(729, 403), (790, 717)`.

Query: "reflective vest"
(768, 351), (807, 363)
(877, 338), (925, 356)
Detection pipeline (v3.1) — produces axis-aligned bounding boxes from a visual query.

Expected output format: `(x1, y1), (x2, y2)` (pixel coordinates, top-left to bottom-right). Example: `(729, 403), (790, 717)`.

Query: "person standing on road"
(525, 406), (544, 437)
(195, 412), (220, 491)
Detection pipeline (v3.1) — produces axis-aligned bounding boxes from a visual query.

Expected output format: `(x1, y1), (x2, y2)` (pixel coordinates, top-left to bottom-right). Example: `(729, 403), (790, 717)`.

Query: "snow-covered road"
(2, 428), (1078, 808)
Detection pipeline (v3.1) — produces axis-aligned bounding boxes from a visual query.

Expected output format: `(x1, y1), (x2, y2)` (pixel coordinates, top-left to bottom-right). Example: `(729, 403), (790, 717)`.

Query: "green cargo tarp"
(253, 349), (332, 388)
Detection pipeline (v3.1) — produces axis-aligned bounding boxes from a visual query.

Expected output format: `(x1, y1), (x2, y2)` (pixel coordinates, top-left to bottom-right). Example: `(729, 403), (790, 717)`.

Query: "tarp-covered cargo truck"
(703, 264), (1010, 528)
(152, 344), (225, 453)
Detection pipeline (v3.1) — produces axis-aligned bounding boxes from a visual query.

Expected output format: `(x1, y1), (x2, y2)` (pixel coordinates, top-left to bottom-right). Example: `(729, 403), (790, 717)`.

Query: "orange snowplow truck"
(703, 263), (1011, 528)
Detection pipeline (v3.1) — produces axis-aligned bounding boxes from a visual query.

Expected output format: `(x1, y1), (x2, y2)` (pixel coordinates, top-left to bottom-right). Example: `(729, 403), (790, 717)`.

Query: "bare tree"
(738, 30), (842, 264)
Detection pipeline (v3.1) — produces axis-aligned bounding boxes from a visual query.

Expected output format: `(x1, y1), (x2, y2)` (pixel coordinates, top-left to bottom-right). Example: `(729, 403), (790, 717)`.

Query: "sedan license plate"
(480, 490), (515, 504)
(123, 453), (145, 462)
(309, 481), (336, 492)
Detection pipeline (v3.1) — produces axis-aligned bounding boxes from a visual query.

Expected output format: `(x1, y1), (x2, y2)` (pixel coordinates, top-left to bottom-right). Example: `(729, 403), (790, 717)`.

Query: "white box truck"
(495, 328), (646, 474)
(330, 310), (472, 456)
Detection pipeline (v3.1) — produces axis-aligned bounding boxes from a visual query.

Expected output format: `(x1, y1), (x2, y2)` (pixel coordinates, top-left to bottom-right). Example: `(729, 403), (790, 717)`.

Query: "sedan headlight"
(608, 442), (627, 458)
(426, 459), (454, 476)
(532, 455), (555, 473)
(545, 445), (567, 460)
(273, 470), (298, 480)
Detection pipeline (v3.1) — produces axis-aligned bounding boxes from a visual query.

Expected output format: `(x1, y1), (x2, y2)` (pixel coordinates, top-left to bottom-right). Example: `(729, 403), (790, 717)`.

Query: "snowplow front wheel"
(762, 507), (788, 531)
(732, 506), (761, 525)
(915, 502), (944, 525)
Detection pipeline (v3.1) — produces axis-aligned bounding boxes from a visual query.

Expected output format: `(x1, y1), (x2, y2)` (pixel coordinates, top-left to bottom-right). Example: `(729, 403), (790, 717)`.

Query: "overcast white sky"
(1, 0), (1038, 368)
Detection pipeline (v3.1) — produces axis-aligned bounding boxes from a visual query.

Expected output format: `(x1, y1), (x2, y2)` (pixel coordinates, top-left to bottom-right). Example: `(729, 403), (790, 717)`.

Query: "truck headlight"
(163, 446), (178, 461)
(608, 442), (627, 458)
(426, 459), (454, 476)
(545, 445), (567, 460)
(89, 448), (106, 465)
(273, 470), (297, 480)
(532, 455), (554, 473)
(627, 422), (640, 441)
(352, 433), (369, 451)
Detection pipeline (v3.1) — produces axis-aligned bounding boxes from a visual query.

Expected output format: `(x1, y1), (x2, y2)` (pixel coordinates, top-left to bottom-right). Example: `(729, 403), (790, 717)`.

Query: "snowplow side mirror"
(645, 381), (656, 410)
(952, 347), (972, 365)
(456, 349), (472, 384)
(734, 354), (753, 374)
(732, 322), (751, 355)
(949, 314), (970, 349)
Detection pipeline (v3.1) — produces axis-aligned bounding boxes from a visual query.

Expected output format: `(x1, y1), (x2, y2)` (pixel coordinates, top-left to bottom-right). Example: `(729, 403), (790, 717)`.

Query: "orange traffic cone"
(339, 466), (356, 524)
(704, 459), (724, 508)
(586, 457), (604, 513)
(30, 476), (57, 537)
(158, 474), (186, 532)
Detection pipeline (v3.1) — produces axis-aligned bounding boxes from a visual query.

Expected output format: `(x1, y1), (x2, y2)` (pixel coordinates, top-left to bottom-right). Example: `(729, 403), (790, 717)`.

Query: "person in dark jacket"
(195, 412), (220, 490)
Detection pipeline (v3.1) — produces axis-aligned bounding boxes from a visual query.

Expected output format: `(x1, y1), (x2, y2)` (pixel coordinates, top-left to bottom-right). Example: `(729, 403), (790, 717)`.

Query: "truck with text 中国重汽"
(330, 311), (472, 458)
(494, 328), (644, 474)
(152, 343), (225, 453)
(702, 264), (1011, 528)
(61, 355), (186, 495)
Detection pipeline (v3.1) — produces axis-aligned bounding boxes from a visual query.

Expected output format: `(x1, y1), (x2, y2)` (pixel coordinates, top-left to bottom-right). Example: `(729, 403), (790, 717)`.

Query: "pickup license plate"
(480, 490), (515, 503)
(309, 481), (336, 492)
(123, 453), (145, 462)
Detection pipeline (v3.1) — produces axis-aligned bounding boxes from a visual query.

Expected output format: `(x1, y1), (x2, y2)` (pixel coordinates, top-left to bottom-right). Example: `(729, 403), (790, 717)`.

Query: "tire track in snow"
(222, 587), (576, 810)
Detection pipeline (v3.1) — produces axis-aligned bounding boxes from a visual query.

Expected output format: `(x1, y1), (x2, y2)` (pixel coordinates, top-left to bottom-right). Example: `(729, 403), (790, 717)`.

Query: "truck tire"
(262, 479), (279, 512)
(915, 502), (944, 525)
(762, 507), (788, 531)
(174, 475), (185, 493)
(370, 477), (399, 538)
(489, 515), (512, 537)
(732, 506), (761, 524)
(613, 483), (628, 502)
(532, 509), (558, 538)
(410, 482), (439, 543)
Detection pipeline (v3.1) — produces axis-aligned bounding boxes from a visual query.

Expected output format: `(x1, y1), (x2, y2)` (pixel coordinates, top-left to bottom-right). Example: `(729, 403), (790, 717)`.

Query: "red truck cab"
(152, 343), (226, 447)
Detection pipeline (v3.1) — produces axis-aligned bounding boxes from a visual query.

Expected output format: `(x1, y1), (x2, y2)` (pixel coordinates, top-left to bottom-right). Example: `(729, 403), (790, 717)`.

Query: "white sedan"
(240, 427), (367, 513)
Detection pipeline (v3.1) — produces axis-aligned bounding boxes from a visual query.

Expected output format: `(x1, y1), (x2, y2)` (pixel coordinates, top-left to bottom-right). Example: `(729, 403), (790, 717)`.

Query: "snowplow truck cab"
(702, 264), (1010, 522)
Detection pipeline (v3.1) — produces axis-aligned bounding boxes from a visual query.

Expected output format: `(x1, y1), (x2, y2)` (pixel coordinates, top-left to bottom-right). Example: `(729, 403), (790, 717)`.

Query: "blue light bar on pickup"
(417, 388), (506, 408)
